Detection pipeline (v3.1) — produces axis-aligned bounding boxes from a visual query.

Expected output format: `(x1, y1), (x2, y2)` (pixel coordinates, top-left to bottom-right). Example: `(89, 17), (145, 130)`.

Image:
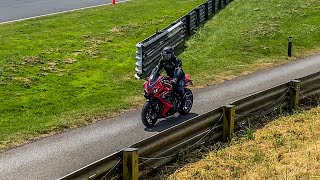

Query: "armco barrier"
(300, 71), (320, 98)
(59, 71), (320, 179)
(135, 0), (230, 79)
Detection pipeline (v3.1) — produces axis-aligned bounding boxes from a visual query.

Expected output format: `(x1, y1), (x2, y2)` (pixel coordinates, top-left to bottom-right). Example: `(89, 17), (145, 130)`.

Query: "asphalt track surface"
(0, 55), (320, 179)
(0, 0), (126, 23)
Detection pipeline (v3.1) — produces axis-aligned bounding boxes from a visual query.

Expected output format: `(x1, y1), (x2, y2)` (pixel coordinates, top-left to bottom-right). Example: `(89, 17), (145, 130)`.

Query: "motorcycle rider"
(154, 46), (186, 101)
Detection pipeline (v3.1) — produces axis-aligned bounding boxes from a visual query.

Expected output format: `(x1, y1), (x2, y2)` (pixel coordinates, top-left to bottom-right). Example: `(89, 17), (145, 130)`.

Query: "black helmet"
(161, 46), (174, 61)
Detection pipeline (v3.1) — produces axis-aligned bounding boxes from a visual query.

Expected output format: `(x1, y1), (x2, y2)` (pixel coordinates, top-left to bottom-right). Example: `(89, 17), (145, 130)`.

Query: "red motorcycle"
(141, 70), (193, 127)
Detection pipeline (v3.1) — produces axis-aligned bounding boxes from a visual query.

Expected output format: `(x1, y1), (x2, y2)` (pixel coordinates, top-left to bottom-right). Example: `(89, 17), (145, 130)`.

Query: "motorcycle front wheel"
(141, 101), (159, 128)
(179, 88), (193, 115)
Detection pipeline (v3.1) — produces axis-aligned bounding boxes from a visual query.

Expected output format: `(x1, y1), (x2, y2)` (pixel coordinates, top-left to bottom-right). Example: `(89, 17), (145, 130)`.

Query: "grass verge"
(152, 100), (320, 179)
(0, 0), (205, 151)
(1, 0), (320, 151)
(181, 0), (320, 87)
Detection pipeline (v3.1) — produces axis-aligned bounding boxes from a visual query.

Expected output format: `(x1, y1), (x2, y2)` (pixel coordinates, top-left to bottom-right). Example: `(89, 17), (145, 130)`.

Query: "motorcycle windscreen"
(148, 72), (161, 90)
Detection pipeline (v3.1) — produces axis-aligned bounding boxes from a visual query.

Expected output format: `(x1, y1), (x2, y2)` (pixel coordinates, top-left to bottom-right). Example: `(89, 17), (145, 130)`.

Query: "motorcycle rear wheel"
(141, 101), (159, 128)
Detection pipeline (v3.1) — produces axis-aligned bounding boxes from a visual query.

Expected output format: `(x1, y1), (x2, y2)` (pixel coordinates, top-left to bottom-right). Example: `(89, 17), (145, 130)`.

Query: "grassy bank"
(165, 106), (320, 179)
(181, 0), (320, 86)
(0, 0), (205, 151)
(1, 0), (320, 151)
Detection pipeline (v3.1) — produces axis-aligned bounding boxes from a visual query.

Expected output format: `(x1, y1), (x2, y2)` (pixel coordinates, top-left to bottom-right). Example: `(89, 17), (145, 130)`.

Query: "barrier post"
(123, 148), (139, 180)
(186, 14), (191, 36)
(289, 80), (301, 111)
(288, 37), (293, 57)
(112, 0), (116, 5)
(212, 0), (216, 14)
(218, 0), (222, 9)
(204, 2), (209, 20)
(223, 105), (235, 142)
(195, 8), (201, 27)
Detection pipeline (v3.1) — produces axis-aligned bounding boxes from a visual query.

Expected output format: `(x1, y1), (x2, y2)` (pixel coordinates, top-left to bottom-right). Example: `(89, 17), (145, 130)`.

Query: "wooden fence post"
(289, 80), (301, 111)
(123, 148), (139, 180)
(223, 105), (235, 142)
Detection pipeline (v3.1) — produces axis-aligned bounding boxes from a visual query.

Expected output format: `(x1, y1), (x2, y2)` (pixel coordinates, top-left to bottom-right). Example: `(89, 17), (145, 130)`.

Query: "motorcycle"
(141, 70), (193, 127)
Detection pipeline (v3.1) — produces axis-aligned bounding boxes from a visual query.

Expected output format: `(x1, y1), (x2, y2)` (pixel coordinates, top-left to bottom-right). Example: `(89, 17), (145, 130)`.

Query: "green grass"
(181, 0), (320, 85)
(1, 0), (320, 151)
(0, 0), (205, 150)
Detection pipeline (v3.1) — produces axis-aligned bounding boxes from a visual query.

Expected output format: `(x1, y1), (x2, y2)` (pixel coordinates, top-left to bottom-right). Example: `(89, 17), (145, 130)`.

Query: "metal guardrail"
(135, 21), (186, 78)
(135, 0), (230, 79)
(300, 71), (320, 97)
(60, 71), (320, 179)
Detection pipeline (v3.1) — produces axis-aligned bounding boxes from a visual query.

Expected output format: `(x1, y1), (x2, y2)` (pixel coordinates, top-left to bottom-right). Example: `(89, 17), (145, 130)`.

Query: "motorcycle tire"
(141, 101), (159, 128)
(179, 88), (193, 115)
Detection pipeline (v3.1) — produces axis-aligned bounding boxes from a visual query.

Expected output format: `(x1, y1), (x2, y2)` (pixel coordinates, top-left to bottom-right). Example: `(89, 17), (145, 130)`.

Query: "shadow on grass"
(144, 112), (198, 132)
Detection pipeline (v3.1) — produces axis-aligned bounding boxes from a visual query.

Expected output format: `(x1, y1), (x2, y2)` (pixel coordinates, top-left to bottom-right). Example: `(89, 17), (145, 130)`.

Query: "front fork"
(146, 98), (162, 118)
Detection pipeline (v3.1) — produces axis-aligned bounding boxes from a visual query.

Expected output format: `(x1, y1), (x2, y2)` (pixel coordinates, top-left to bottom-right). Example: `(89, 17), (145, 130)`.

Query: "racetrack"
(0, 0), (126, 24)
(0, 55), (319, 179)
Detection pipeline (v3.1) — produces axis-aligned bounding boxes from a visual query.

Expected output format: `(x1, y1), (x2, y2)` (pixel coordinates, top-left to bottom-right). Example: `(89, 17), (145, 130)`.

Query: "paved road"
(0, 0), (126, 23)
(0, 55), (320, 179)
